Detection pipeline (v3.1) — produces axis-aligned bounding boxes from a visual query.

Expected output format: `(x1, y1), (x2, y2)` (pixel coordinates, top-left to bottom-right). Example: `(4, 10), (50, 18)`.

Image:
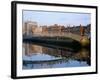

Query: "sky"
(23, 10), (91, 27)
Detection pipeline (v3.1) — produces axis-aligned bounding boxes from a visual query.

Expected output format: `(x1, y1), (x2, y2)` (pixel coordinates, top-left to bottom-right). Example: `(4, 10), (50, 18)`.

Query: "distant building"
(42, 24), (65, 35)
(41, 25), (48, 34)
(23, 21), (38, 36)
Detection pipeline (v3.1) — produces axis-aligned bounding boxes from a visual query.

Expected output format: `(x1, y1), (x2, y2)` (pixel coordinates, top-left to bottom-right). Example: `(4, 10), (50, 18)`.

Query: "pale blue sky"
(23, 10), (91, 26)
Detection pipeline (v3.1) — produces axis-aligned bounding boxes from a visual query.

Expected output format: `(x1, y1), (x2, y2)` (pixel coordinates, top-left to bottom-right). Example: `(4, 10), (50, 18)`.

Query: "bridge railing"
(29, 32), (82, 42)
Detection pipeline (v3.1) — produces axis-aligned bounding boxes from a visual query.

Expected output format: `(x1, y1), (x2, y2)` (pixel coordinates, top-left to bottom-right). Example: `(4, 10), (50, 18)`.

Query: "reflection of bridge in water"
(23, 43), (90, 68)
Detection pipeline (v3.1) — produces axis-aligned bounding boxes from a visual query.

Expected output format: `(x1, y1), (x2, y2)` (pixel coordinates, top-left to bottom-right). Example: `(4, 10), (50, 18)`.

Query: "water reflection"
(22, 42), (90, 69)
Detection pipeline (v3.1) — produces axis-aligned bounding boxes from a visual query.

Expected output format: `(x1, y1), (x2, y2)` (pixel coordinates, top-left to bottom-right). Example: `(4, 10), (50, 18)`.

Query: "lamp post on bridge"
(80, 24), (85, 36)
(80, 24), (90, 47)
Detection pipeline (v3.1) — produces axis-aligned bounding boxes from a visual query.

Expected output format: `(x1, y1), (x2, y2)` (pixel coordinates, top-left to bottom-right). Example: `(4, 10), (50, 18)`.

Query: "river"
(22, 42), (90, 69)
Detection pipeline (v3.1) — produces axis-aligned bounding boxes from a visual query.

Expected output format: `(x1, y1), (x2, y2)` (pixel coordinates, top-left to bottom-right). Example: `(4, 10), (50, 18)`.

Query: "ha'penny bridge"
(23, 25), (90, 47)
(32, 32), (83, 42)
(23, 31), (90, 47)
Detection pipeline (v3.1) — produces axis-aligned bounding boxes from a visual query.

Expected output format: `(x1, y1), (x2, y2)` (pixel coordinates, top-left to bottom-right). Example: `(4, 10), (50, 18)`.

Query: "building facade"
(23, 21), (38, 36)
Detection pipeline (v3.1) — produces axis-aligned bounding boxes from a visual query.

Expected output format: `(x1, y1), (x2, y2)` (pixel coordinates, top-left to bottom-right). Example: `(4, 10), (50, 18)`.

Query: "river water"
(22, 42), (90, 69)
